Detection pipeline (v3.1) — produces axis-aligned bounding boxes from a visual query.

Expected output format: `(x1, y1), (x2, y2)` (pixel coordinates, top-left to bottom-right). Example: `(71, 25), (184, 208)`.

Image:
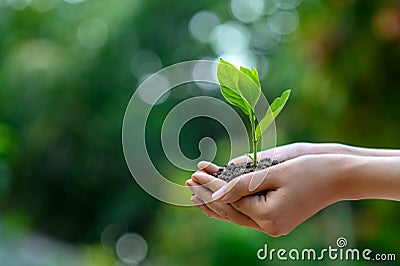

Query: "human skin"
(185, 143), (400, 236)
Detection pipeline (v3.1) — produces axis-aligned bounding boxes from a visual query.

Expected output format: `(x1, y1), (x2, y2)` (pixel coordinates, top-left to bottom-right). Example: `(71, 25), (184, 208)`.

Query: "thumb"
(197, 161), (221, 174)
(211, 167), (278, 203)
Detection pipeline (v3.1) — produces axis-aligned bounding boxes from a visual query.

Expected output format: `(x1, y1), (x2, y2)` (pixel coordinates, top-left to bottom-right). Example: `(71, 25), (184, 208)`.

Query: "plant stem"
(250, 112), (258, 167)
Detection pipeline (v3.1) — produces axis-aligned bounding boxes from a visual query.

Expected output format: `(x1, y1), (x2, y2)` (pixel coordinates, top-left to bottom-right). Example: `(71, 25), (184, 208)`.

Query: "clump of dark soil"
(212, 158), (282, 182)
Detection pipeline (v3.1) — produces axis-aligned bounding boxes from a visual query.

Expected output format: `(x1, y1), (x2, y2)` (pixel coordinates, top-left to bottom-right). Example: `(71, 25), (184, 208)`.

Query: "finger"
(185, 178), (198, 188)
(188, 180), (229, 221)
(230, 193), (283, 236)
(212, 168), (279, 203)
(230, 193), (269, 218)
(192, 172), (226, 192)
(191, 195), (226, 220)
(191, 172), (277, 229)
(186, 178), (215, 203)
(192, 191), (262, 230)
(197, 161), (221, 173)
(205, 198), (262, 230)
(189, 180), (230, 217)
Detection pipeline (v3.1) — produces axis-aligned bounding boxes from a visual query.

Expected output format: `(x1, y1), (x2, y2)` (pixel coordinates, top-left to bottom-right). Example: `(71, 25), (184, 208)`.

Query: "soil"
(212, 158), (282, 182)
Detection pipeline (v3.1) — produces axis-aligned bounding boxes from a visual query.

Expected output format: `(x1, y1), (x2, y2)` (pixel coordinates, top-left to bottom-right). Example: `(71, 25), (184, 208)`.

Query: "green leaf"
(221, 86), (252, 115)
(238, 66), (261, 108)
(217, 59), (240, 93)
(251, 68), (259, 82)
(219, 58), (236, 68)
(240, 66), (261, 89)
(217, 59), (261, 109)
(246, 153), (254, 161)
(255, 90), (291, 140)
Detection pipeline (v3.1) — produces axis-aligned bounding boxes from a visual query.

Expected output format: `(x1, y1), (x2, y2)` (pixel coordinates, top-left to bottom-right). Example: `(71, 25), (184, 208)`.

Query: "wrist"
(318, 154), (365, 203)
(333, 155), (400, 201)
(296, 154), (361, 204)
(331, 155), (363, 201)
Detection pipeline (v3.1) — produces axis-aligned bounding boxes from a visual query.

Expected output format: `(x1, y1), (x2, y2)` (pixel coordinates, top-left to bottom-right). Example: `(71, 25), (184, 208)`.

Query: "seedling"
(217, 59), (290, 167)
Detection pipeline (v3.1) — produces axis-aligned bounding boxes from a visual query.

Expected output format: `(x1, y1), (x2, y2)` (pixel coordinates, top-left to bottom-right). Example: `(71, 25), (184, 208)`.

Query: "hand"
(187, 154), (351, 236)
(228, 142), (346, 164)
(228, 142), (314, 164)
(186, 162), (263, 231)
(187, 143), (400, 236)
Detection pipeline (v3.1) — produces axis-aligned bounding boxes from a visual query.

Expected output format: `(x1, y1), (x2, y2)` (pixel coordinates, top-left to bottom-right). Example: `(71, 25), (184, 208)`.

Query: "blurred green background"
(0, 0), (399, 265)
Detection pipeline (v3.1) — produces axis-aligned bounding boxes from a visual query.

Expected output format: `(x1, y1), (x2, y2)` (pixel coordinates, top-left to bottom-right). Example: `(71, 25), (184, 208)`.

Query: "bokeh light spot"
(191, 58), (219, 92)
(137, 73), (170, 105)
(189, 11), (220, 43)
(268, 10), (299, 35)
(230, 0), (264, 23)
(77, 18), (109, 49)
(115, 233), (147, 265)
(210, 22), (250, 54)
(101, 224), (126, 250)
(251, 21), (280, 53)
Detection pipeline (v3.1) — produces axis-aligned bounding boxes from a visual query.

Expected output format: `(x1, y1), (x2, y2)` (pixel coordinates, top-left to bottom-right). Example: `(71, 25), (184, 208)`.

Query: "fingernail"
(197, 161), (205, 169)
(192, 173), (206, 184)
(192, 173), (203, 183)
(191, 175), (199, 183)
(197, 161), (210, 169)
(212, 189), (224, 200)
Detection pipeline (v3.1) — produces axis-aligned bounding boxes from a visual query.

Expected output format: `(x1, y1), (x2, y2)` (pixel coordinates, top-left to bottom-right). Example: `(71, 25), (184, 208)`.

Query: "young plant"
(217, 59), (291, 167)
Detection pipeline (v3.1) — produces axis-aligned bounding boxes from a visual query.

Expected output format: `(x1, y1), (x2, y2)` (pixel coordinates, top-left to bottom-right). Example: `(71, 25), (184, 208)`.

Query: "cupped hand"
(186, 162), (263, 231)
(187, 154), (352, 236)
